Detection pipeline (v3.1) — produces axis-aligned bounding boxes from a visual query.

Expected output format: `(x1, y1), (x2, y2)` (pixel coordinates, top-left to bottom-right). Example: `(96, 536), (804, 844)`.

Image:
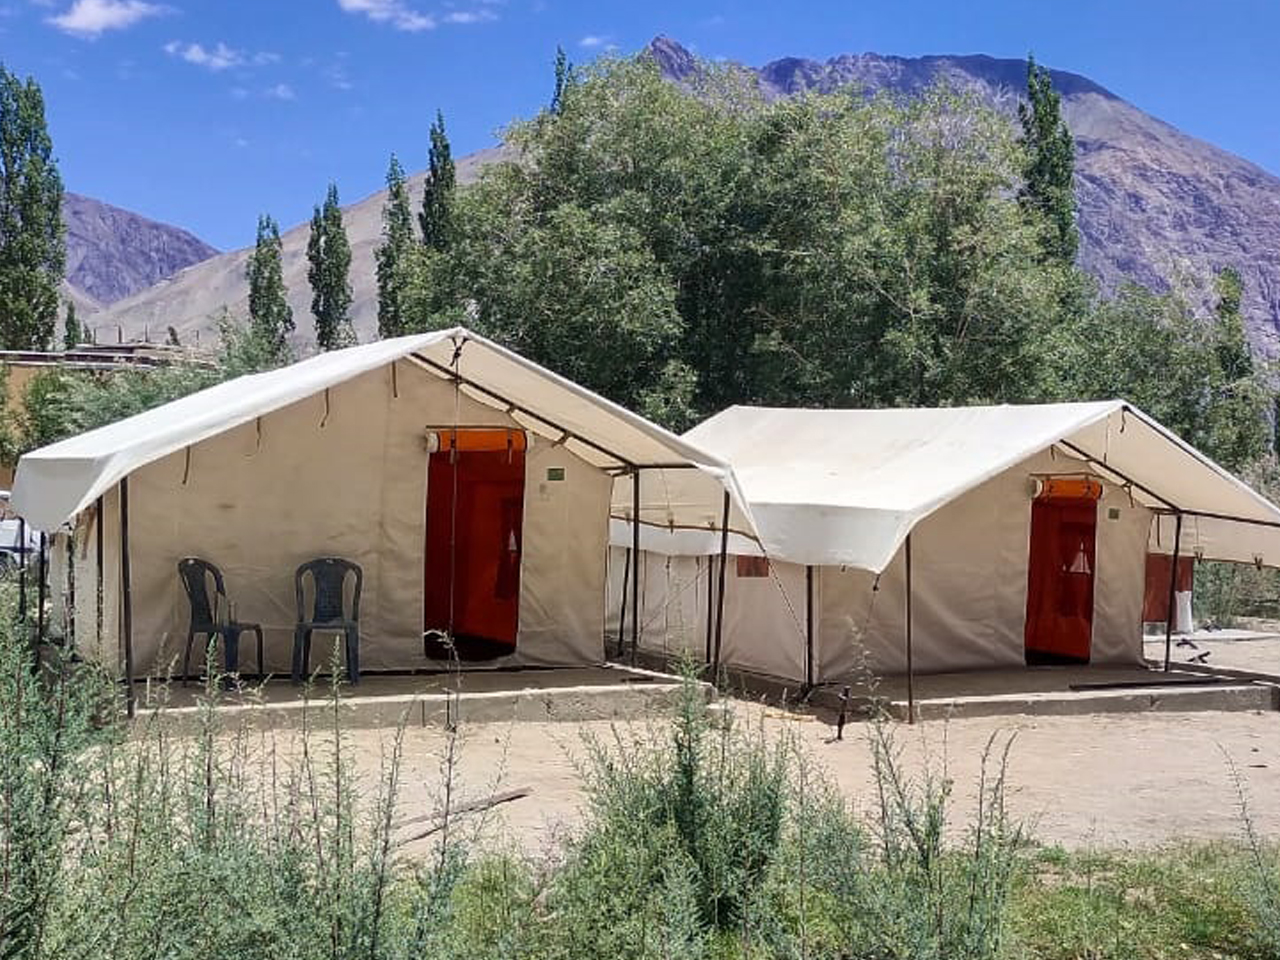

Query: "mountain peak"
(645, 35), (699, 81)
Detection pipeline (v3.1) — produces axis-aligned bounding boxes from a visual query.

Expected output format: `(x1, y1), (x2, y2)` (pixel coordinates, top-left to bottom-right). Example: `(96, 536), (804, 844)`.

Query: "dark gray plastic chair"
(177, 557), (264, 684)
(291, 557), (363, 684)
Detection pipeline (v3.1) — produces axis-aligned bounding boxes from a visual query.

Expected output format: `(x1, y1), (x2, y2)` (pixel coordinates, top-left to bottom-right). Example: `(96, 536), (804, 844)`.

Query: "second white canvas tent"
(608, 402), (1280, 686)
(12, 327), (744, 695)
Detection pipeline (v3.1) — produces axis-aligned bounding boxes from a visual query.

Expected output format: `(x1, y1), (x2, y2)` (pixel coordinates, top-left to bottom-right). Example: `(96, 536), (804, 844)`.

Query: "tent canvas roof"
(683, 402), (1280, 571)
(13, 327), (745, 533)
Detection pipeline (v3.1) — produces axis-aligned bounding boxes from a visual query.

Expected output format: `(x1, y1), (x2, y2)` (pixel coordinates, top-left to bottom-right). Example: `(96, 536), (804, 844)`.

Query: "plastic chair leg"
(345, 626), (359, 684)
(182, 628), (195, 686)
(291, 627), (309, 683)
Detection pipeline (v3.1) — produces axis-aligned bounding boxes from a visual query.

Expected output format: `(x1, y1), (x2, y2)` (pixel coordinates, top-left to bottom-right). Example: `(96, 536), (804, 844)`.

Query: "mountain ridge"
(87, 37), (1280, 353)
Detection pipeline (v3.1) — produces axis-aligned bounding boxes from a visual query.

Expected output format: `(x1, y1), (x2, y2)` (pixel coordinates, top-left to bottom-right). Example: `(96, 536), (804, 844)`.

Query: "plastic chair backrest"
(295, 557), (363, 624)
(178, 557), (225, 628)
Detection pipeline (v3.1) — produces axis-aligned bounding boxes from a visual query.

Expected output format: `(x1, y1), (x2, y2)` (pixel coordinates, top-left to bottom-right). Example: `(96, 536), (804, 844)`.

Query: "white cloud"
(578, 34), (609, 48)
(442, 8), (496, 23)
(48, 0), (164, 37)
(336, 0), (433, 31)
(265, 82), (295, 100)
(164, 40), (242, 70)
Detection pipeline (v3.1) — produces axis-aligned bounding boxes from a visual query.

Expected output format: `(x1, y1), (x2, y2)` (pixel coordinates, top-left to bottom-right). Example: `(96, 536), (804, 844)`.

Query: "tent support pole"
(712, 491), (730, 674)
(805, 565), (815, 691)
(905, 534), (915, 725)
(704, 554), (715, 665)
(120, 478), (135, 718)
(1163, 512), (1184, 673)
(66, 528), (76, 653)
(17, 517), (26, 622)
(615, 548), (631, 659)
(630, 469), (641, 663)
(36, 531), (47, 654)
(95, 497), (104, 650)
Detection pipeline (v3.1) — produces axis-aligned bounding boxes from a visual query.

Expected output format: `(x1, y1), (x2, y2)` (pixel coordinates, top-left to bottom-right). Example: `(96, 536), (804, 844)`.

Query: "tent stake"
(805, 565), (815, 691)
(712, 491), (730, 673)
(905, 534), (915, 725)
(630, 469), (641, 663)
(1163, 512), (1184, 672)
(120, 478), (136, 718)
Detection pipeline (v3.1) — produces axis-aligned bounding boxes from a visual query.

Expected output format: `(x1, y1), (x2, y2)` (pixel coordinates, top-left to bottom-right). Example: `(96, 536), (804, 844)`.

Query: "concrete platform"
(131, 664), (700, 732)
(811, 665), (1279, 721)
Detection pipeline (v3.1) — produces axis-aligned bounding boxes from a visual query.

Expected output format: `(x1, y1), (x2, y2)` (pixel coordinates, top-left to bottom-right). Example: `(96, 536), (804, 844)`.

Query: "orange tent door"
(1024, 497), (1097, 665)
(423, 430), (526, 660)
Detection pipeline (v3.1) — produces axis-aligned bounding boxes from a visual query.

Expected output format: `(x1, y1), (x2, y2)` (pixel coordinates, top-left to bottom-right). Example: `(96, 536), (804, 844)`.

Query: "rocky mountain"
(649, 37), (1280, 351)
(95, 37), (1280, 352)
(62, 193), (218, 312)
(86, 147), (505, 349)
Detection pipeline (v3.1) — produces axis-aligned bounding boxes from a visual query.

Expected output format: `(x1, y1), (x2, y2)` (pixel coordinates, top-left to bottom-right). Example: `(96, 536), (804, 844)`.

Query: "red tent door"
(1024, 497), (1097, 665)
(423, 430), (526, 661)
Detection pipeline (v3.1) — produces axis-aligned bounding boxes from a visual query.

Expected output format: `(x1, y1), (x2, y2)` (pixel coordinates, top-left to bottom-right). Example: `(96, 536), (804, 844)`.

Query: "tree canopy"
(404, 54), (1271, 469)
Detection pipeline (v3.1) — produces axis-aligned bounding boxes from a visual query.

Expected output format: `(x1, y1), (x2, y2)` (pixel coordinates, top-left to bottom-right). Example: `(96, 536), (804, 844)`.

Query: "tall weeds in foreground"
(547, 673), (1026, 960)
(0, 586), (105, 959)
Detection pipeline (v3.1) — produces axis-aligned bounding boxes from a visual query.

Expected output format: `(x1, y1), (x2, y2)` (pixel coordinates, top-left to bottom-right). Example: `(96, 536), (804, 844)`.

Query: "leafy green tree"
(419, 110), (455, 251)
(415, 57), (1067, 426)
(1018, 54), (1078, 265)
(1044, 280), (1270, 470)
(61, 300), (81, 350)
(375, 154), (416, 339)
(306, 182), (354, 350)
(245, 213), (293, 358)
(0, 64), (64, 350)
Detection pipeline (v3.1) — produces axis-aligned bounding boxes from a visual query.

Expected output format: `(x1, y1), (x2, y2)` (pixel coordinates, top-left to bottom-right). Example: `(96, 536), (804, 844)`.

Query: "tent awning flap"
(681, 402), (1280, 571)
(12, 328), (748, 533)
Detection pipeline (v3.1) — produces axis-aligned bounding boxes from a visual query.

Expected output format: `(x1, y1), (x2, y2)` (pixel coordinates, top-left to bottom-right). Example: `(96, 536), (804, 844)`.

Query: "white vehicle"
(0, 492), (39, 574)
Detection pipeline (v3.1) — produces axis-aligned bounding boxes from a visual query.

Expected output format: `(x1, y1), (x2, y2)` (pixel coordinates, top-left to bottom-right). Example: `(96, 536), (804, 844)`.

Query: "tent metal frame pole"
(1175, 508), (1280, 531)
(95, 497), (104, 648)
(630, 469), (641, 662)
(704, 554), (715, 665)
(36, 531), (47, 651)
(119, 478), (136, 718)
(17, 517), (26, 622)
(712, 491), (730, 673)
(409, 353), (635, 470)
(905, 534), (915, 725)
(615, 547), (630, 659)
(805, 565), (815, 691)
(66, 527), (75, 653)
(1163, 511), (1184, 673)
(1055, 439), (1180, 512)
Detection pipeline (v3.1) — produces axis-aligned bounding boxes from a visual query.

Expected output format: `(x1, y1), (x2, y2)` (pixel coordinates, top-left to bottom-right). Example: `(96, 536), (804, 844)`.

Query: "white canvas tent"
(608, 401), (1280, 688)
(12, 327), (744, 701)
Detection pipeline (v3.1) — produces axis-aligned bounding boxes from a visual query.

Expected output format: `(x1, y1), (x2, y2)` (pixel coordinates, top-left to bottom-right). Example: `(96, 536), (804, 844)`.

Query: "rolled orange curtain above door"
(1033, 475), (1103, 501)
(428, 428), (528, 453)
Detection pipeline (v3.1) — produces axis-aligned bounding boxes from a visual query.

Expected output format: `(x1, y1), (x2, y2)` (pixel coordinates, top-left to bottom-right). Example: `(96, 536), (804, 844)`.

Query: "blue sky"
(4, 0), (1278, 251)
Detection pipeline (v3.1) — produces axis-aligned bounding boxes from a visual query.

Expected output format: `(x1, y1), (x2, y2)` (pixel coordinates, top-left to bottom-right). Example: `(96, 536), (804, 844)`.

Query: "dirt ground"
(353, 703), (1280, 855)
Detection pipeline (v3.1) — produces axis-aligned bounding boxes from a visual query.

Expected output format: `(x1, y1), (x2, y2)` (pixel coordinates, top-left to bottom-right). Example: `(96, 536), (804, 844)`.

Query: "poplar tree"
(1018, 54), (1078, 265)
(62, 300), (80, 349)
(245, 213), (293, 357)
(375, 154), (415, 338)
(306, 182), (354, 350)
(0, 64), (64, 350)
(551, 45), (574, 115)
(419, 110), (455, 251)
